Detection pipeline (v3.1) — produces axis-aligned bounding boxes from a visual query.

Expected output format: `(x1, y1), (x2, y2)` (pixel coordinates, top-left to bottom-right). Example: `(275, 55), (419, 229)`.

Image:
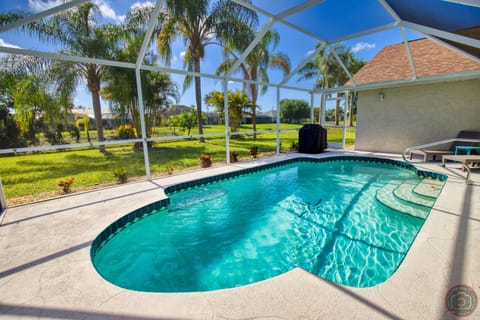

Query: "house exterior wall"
(355, 79), (480, 153)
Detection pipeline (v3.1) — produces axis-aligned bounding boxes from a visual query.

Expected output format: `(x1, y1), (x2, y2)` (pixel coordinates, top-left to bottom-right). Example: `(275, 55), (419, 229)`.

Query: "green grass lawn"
(0, 123), (355, 201)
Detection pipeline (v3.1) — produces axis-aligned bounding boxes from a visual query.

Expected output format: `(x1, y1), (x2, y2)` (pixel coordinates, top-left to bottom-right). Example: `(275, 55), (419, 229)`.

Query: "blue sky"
(0, 0), (424, 111)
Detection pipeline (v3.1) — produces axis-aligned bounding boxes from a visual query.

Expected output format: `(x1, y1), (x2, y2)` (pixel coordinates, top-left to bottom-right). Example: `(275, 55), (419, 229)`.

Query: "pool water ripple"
(92, 158), (445, 292)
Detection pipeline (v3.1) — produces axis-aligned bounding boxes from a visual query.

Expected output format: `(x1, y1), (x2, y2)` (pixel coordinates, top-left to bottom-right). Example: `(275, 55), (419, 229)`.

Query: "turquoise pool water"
(91, 158), (444, 292)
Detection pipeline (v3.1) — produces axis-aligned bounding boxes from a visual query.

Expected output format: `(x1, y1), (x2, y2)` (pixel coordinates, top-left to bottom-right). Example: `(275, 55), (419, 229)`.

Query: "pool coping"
(0, 150), (479, 319)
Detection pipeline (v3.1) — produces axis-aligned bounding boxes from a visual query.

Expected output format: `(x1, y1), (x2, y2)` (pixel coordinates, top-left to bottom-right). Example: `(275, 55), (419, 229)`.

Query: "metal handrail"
(403, 138), (480, 184)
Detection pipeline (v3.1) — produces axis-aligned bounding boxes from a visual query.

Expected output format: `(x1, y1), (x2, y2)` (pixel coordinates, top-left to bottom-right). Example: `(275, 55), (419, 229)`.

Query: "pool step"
(393, 180), (436, 208)
(413, 178), (445, 198)
(376, 183), (430, 219)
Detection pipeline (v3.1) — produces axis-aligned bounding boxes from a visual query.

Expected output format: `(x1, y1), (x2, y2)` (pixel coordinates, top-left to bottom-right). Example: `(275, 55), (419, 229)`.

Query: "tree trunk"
(349, 92), (356, 127)
(88, 66), (105, 153)
(335, 98), (340, 126)
(193, 57), (204, 143)
(251, 83), (257, 140)
(91, 90), (106, 153)
(130, 102), (140, 138)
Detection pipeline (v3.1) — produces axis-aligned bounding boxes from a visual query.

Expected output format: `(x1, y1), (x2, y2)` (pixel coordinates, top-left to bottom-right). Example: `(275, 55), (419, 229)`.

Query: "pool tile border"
(90, 198), (170, 257)
(164, 156), (447, 194)
(90, 155), (447, 261)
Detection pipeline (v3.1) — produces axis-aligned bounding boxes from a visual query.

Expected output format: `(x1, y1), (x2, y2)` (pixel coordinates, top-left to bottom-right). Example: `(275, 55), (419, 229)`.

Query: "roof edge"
(323, 69), (480, 93)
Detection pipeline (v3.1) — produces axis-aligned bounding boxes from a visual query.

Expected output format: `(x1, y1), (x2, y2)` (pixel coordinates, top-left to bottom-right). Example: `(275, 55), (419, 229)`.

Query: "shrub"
(165, 163), (174, 175)
(43, 123), (66, 145)
(68, 124), (80, 143)
(113, 167), (128, 184)
(0, 105), (26, 148)
(230, 151), (239, 163)
(290, 140), (298, 151)
(200, 154), (212, 168)
(115, 125), (136, 140)
(249, 146), (259, 159)
(58, 177), (74, 194)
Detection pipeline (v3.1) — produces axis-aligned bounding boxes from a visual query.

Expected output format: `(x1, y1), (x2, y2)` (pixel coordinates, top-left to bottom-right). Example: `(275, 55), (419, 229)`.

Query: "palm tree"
(298, 44), (365, 126)
(102, 56), (179, 138)
(340, 53), (365, 126)
(216, 29), (290, 138)
(1, 3), (123, 152)
(3, 55), (74, 144)
(157, 0), (258, 142)
(205, 89), (250, 133)
(102, 9), (179, 140)
(298, 44), (340, 125)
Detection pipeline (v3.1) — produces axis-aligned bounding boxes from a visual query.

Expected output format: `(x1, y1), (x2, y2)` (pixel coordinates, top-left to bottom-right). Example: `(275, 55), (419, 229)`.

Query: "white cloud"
(29, 0), (125, 22)
(0, 39), (21, 49)
(171, 55), (178, 63)
(130, 1), (155, 11)
(180, 51), (186, 57)
(28, 0), (64, 12)
(94, 0), (124, 23)
(306, 49), (316, 56)
(0, 38), (21, 58)
(351, 42), (376, 53)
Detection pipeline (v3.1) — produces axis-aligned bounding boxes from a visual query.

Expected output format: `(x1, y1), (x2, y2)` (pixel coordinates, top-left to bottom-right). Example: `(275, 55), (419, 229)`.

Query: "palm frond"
(269, 52), (291, 76)
(157, 16), (177, 65)
(211, 0), (258, 46)
(258, 68), (269, 96)
(2, 54), (51, 76)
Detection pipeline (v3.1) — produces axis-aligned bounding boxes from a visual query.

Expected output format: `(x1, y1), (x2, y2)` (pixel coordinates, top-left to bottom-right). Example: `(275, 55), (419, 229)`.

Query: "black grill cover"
(298, 124), (327, 154)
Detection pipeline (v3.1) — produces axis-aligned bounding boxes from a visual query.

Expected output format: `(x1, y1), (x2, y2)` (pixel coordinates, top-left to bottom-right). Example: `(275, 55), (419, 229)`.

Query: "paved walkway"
(0, 151), (479, 319)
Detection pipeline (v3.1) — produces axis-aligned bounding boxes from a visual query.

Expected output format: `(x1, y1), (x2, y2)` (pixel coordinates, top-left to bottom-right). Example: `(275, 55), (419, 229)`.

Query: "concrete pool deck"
(0, 150), (479, 319)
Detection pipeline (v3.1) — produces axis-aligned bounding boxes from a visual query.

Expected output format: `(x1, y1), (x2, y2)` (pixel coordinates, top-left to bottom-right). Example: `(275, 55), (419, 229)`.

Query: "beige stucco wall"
(354, 79), (480, 154)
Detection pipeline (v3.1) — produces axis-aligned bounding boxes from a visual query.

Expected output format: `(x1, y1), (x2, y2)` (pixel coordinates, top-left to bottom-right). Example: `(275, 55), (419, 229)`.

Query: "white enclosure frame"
(320, 92), (349, 149)
(1, 0), (480, 206)
(0, 178), (6, 213)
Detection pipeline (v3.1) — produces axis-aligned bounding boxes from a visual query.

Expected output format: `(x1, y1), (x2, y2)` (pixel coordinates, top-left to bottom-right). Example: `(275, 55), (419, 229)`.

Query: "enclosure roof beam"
(0, 45), (314, 92)
(225, 0), (329, 79)
(231, 0), (327, 43)
(331, 46), (356, 86)
(402, 21), (480, 49)
(279, 42), (326, 86)
(225, 18), (275, 79)
(0, 46), (136, 69)
(401, 26), (417, 79)
(275, 0), (326, 20)
(327, 21), (399, 45)
(280, 20), (327, 43)
(0, 0), (88, 34)
(136, 0), (165, 68)
(442, 0), (480, 8)
(230, 0), (270, 20)
(377, 0), (402, 22)
(427, 35), (480, 64)
(140, 63), (313, 93)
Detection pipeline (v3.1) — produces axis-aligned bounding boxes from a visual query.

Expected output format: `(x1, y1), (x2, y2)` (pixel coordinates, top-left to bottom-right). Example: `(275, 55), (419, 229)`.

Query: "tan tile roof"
(348, 38), (480, 86)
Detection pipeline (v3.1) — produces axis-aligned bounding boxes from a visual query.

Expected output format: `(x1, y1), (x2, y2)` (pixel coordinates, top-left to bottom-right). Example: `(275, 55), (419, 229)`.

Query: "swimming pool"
(91, 156), (446, 292)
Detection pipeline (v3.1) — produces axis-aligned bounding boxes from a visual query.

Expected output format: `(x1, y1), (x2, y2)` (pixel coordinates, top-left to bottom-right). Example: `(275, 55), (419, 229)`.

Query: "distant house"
(350, 38), (480, 154)
(165, 105), (220, 125)
(242, 109), (277, 124)
(205, 112), (220, 125)
(164, 105), (193, 116)
(166, 105), (278, 126)
(70, 108), (115, 129)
